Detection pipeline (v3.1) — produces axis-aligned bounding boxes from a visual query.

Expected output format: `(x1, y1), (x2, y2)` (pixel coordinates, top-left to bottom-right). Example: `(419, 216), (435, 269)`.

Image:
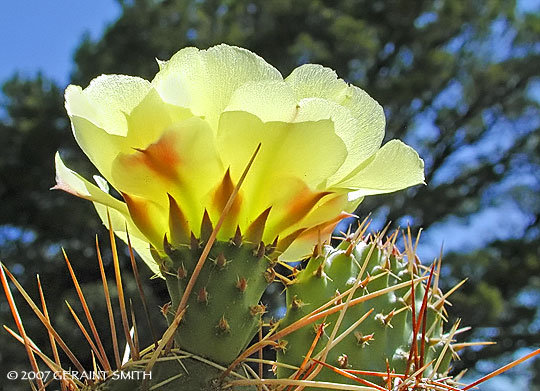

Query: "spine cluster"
(160, 222), (277, 365)
(276, 235), (453, 387)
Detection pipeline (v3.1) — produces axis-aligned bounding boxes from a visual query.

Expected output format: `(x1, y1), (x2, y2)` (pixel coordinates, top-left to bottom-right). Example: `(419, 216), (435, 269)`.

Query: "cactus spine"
(154, 191), (279, 366)
(161, 236), (274, 366)
(276, 234), (454, 387)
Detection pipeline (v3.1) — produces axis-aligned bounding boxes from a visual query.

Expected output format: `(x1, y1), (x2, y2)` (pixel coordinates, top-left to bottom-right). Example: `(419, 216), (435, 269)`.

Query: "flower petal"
(225, 80), (298, 123)
(93, 203), (162, 277)
(276, 192), (362, 248)
(285, 64), (386, 183)
(54, 153), (161, 276)
(217, 111), (347, 223)
(294, 98), (382, 185)
(336, 140), (425, 197)
(286, 193), (360, 233)
(255, 177), (333, 242)
(152, 45), (283, 129)
(122, 193), (168, 249)
(340, 85), (385, 148)
(225, 80), (383, 184)
(111, 116), (224, 234)
(65, 75), (152, 136)
(279, 212), (352, 261)
(285, 64), (349, 101)
(68, 116), (131, 182)
(54, 152), (125, 211)
(68, 87), (193, 183)
(124, 88), (193, 149)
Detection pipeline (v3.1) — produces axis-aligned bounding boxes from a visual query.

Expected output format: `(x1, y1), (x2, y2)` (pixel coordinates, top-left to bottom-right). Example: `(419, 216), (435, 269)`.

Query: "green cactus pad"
(276, 237), (453, 387)
(160, 234), (275, 365)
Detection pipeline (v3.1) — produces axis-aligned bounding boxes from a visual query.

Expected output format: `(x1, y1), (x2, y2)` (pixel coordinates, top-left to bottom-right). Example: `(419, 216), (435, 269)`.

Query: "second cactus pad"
(276, 236), (454, 386)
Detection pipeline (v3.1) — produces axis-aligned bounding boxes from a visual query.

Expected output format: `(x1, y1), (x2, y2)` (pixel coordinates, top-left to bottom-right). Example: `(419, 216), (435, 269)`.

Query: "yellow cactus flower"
(55, 44), (424, 274)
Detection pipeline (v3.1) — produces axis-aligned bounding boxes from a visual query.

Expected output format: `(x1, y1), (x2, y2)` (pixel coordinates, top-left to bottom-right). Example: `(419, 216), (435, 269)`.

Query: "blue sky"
(2, 0), (538, 87)
(0, 1), (120, 86)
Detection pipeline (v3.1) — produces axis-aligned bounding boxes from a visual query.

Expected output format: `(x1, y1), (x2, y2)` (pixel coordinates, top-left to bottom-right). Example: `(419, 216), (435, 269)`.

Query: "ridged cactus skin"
(162, 235), (274, 365)
(276, 237), (452, 385)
